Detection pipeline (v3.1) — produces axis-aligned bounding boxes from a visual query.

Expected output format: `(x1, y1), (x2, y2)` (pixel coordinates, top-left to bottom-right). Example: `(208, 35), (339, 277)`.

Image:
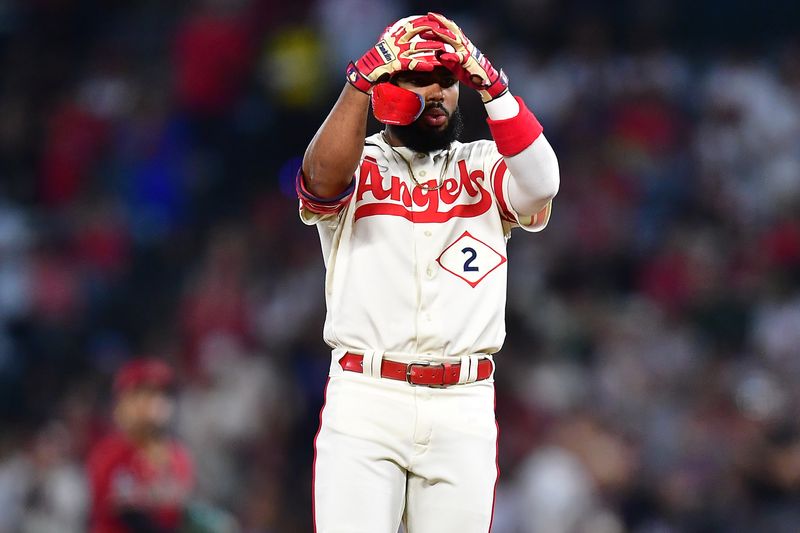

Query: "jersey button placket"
(416, 265), (439, 352)
(425, 263), (437, 279)
(414, 156), (442, 353)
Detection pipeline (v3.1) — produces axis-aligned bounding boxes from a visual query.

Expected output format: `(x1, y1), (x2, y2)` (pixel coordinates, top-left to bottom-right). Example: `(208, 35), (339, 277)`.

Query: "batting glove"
(346, 17), (446, 94)
(424, 12), (509, 102)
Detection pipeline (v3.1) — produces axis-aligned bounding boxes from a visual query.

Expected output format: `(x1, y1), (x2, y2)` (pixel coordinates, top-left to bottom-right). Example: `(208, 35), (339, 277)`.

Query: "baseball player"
(297, 13), (559, 532)
(87, 358), (194, 533)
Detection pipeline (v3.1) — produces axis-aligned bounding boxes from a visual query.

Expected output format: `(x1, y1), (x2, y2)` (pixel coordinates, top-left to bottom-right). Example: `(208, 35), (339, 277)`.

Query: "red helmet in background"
(113, 358), (175, 395)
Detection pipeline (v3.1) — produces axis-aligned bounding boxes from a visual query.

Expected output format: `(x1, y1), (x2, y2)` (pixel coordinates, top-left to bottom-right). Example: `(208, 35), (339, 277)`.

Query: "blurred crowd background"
(1, 0), (800, 531)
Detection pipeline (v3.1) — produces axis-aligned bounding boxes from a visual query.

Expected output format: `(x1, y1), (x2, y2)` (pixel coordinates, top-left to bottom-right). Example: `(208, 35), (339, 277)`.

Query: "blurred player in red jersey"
(87, 358), (194, 533)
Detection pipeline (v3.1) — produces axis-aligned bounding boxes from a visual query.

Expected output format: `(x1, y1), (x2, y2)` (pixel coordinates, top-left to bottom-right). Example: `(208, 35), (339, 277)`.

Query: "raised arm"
(301, 85), (370, 199)
(426, 12), (559, 217)
(300, 18), (445, 199)
(485, 93), (559, 216)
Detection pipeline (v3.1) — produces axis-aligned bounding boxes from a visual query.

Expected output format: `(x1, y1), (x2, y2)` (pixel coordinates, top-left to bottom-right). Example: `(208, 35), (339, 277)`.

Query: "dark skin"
(302, 67), (459, 199)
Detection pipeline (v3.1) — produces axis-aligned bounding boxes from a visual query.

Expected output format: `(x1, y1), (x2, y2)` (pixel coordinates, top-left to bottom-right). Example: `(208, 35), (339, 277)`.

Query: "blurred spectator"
(86, 358), (194, 533)
(0, 200), (32, 323)
(179, 227), (250, 375)
(173, 1), (254, 118)
(15, 422), (88, 533)
(739, 423), (800, 533)
(39, 97), (110, 208)
(314, 0), (405, 77)
(514, 415), (634, 533)
(176, 335), (284, 507)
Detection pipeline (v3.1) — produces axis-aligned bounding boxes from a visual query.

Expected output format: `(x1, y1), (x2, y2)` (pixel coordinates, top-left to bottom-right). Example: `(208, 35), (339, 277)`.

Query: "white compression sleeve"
(505, 135), (560, 217)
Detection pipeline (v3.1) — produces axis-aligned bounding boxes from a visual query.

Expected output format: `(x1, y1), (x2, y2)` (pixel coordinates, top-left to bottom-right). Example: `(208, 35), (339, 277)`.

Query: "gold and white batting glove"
(346, 15), (446, 93)
(424, 12), (509, 102)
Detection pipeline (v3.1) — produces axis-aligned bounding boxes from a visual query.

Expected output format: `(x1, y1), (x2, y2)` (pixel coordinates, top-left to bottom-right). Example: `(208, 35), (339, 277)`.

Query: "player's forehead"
(119, 384), (172, 400)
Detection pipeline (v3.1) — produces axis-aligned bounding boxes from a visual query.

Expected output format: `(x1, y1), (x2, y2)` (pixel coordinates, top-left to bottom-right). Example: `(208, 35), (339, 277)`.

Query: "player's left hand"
(424, 12), (509, 102)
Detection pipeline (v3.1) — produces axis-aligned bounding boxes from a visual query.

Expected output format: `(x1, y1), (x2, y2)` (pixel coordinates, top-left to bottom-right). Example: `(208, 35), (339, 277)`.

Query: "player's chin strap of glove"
(371, 82), (425, 125)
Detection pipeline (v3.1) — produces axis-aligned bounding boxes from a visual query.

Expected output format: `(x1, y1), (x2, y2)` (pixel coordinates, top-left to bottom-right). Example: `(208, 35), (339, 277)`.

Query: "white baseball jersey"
(299, 132), (552, 361)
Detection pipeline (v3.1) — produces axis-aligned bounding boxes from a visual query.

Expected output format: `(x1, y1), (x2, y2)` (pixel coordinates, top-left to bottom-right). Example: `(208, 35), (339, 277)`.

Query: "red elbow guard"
(371, 83), (425, 126)
(486, 96), (544, 156)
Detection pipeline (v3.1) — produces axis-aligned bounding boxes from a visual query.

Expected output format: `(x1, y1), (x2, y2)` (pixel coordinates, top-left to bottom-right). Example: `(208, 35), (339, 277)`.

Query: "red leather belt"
(339, 352), (493, 387)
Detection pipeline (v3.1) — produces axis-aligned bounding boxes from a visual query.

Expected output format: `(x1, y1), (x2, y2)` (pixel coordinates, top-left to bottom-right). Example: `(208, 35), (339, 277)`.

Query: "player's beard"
(387, 106), (463, 153)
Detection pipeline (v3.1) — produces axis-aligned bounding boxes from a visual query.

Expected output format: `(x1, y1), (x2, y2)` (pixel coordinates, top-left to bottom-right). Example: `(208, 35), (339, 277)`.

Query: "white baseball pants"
(313, 357), (499, 533)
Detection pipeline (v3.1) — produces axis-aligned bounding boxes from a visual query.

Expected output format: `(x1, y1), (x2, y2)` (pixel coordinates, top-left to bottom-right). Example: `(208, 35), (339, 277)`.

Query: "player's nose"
(423, 82), (445, 102)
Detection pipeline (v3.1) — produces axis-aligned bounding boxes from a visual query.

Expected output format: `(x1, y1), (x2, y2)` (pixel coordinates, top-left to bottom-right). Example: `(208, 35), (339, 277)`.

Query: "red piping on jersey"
(491, 159), (517, 223)
(311, 378), (330, 532)
(488, 388), (500, 532)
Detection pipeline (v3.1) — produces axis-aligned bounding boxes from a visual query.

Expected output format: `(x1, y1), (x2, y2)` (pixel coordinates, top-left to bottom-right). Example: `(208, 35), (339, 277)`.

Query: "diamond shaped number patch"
(437, 231), (507, 288)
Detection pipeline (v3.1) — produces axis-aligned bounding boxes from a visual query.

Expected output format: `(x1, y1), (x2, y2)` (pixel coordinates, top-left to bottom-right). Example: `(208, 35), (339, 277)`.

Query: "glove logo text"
(376, 40), (396, 63)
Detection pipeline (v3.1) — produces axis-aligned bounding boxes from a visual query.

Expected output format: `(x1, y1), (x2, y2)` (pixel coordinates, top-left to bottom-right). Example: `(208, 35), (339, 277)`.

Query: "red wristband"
(486, 96), (543, 156)
(296, 168), (354, 214)
(346, 61), (372, 94)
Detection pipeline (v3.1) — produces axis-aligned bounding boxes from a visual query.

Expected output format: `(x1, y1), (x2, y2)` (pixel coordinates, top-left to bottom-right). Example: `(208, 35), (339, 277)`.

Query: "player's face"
(115, 387), (175, 438)
(394, 67), (459, 128)
(387, 67), (463, 152)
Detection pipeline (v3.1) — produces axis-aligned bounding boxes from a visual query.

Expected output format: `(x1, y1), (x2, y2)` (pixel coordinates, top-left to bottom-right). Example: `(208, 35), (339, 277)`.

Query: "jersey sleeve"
(87, 436), (129, 530)
(488, 145), (553, 233)
(296, 167), (355, 226)
(86, 441), (114, 517)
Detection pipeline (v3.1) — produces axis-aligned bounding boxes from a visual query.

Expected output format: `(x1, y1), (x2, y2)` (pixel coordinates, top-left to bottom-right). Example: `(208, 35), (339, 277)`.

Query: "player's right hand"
(346, 17), (445, 94)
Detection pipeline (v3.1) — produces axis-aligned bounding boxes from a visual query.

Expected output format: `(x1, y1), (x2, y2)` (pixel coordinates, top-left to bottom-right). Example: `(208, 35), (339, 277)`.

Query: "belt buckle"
(406, 361), (445, 387)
